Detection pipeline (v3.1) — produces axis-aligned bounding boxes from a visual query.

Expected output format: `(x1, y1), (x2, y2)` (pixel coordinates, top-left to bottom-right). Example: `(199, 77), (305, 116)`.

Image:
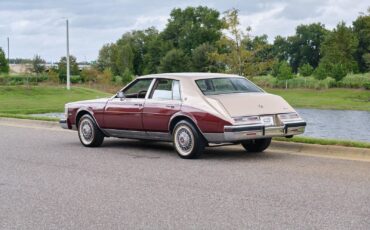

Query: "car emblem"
(258, 104), (264, 109)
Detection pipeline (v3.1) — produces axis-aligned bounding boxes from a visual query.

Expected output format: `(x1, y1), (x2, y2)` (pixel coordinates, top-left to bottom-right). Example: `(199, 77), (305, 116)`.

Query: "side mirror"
(116, 92), (125, 100)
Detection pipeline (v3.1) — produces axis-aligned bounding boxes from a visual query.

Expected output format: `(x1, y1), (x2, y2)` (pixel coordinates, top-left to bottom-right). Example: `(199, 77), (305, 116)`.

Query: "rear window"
(196, 77), (262, 95)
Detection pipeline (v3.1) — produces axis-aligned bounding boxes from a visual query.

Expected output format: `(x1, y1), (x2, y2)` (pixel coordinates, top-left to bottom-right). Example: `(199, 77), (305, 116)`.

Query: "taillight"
(233, 116), (260, 124)
(278, 113), (300, 121)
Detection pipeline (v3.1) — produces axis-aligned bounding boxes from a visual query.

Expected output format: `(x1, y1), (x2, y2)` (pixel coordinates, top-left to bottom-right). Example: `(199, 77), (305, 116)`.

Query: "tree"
(58, 55), (79, 82)
(0, 48), (9, 74)
(272, 36), (290, 62)
(142, 28), (172, 74)
(96, 43), (116, 72)
(273, 62), (294, 80)
(209, 8), (252, 75)
(159, 49), (190, 73)
(286, 23), (328, 72)
(121, 68), (133, 84)
(243, 34), (275, 76)
(353, 9), (370, 72)
(318, 22), (359, 81)
(32, 55), (45, 74)
(162, 6), (224, 53)
(191, 43), (218, 72)
(115, 43), (134, 76)
(298, 63), (314, 76)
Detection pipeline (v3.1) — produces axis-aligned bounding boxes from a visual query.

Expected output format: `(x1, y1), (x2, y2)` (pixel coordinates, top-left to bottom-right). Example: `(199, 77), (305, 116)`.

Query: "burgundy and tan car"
(60, 73), (306, 158)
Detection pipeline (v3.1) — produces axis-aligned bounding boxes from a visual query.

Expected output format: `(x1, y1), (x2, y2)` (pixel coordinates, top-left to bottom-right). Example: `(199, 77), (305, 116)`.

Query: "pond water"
(296, 108), (370, 142)
(32, 108), (370, 143)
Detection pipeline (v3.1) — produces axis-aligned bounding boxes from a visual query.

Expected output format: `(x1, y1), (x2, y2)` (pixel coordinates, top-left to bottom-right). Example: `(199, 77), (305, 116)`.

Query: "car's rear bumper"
(204, 121), (306, 143)
(60, 119), (69, 129)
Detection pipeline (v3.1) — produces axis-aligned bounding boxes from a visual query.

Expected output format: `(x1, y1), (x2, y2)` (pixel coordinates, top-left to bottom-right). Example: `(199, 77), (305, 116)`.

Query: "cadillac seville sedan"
(60, 73), (306, 159)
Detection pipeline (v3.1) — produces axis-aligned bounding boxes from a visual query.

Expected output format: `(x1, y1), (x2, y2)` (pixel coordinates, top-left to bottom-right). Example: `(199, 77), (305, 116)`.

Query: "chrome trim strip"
(102, 129), (171, 141)
(59, 119), (68, 129)
(224, 124), (264, 132)
(204, 120), (306, 143)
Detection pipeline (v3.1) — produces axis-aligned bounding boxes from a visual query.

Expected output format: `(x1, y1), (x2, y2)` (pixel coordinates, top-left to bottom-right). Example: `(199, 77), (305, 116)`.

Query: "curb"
(0, 117), (60, 129)
(1, 117), (370, 161)
(270, 141), (370, 161)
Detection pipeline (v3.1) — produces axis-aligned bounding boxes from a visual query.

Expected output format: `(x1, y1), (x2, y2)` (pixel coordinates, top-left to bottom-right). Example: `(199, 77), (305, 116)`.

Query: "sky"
(0, 0), (368, 62)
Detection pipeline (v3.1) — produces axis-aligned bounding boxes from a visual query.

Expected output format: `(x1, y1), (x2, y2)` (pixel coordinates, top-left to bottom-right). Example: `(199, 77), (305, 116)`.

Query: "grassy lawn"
(274, 136), (370, 149)
(266, 88), (370, 111)
(0, 86), (111, 114)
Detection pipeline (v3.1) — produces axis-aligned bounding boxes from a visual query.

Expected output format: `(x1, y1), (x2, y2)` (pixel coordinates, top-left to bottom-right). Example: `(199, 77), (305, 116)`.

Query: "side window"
(150, 79), (181, 100)
(172, 80), (181, 100)
(123, 79), (152, 98)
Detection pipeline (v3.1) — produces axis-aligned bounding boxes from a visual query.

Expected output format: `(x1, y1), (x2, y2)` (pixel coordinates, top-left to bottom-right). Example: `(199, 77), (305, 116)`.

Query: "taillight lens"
(278, 113), (300, 121)
(233, 116), (260, 124)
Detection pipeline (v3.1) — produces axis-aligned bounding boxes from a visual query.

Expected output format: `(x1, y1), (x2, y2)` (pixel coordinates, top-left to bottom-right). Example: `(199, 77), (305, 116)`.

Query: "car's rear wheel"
(241, 138), (271, 153)
(173, 120), (205, 159)
(78, 114), (104, 147)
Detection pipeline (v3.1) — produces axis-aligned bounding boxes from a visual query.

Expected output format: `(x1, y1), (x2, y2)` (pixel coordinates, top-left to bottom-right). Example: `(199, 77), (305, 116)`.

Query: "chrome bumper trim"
(59, 119), (68, 129)
(204, 120), (306, 143)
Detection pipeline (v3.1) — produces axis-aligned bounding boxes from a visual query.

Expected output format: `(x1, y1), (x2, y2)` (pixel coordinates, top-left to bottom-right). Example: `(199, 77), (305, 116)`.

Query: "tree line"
(1, 6), (369, 85)
(95, 6), (370, 82)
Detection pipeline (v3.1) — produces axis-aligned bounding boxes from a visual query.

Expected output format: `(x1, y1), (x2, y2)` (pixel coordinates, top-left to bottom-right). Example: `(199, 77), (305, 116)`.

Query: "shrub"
(331, 64), (347, 81)
(113, 76), (123, 85)
(250, 75), (276, 88)
(338, 73), (370, 88)
(271, 61), (294, 80)
(80, 68), (99, 83)
(314, 64), (328, 80)
(70, 75), (82, 84)
(47, 70), (59, 84)
(364, 83), (370, 90)
(0, 74), (48, 85)
(298, 63), (314, 77)
(122, 68), (133, 84)
(97, 69), (112, 85)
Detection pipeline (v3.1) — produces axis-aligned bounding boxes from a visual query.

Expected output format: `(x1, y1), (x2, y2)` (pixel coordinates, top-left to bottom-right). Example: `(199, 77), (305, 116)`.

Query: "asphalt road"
(0, 124), (370, 230)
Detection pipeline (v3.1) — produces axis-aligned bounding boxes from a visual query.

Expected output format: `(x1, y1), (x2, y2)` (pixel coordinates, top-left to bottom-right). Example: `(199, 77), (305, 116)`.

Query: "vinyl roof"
(137, 72), (244, 80)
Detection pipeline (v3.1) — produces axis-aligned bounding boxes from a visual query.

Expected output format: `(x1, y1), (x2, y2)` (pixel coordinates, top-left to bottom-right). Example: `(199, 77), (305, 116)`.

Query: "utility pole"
(7, 37), (9, 63)
(66, 19), (71, 90)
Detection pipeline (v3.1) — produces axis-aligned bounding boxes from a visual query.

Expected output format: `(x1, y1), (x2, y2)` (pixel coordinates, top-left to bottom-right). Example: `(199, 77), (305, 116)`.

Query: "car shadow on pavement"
(100, 138), (283, 161)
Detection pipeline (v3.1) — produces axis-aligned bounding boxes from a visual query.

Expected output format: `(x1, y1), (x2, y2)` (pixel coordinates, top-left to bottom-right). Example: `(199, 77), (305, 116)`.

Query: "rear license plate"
(261, 116), (274, 126)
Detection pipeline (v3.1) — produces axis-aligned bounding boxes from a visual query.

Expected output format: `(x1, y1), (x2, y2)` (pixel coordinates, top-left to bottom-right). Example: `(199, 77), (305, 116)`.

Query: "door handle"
(166, 105), (175, 109)
(134, 103), (143, 106)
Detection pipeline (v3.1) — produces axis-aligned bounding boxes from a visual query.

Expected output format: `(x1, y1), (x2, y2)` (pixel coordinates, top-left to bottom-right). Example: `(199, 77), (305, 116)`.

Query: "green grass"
(266, 88), (370, 111)
(0, 86), (111, 114)
(274, 136), (370, 149)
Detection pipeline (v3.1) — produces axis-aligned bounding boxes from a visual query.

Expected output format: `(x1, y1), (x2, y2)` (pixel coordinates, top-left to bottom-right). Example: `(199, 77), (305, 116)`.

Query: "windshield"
(195, 77), (263, 95)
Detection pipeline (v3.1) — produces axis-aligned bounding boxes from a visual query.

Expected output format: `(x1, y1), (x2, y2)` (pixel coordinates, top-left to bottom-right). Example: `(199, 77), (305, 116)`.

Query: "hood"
(206, 93), (295, 117)
(67, 98), (110, 107)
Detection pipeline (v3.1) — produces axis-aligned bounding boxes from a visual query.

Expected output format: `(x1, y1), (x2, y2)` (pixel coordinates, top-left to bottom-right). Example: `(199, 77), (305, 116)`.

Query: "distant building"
(9, 63), (92, 74)
(9, 64), (32, 74)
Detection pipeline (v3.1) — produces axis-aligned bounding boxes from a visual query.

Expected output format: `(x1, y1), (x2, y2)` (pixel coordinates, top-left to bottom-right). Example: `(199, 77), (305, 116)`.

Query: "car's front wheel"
(173, 120), (205, 159)
(78, 114), (104, 147)
(241, 138), (271, 153)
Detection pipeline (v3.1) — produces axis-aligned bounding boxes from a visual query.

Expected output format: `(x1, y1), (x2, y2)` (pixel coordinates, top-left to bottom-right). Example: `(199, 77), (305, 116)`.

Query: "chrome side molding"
(103, 129), (172, 141)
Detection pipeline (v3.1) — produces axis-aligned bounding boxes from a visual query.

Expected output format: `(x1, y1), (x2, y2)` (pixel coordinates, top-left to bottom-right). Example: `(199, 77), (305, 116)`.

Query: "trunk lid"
(207, 93), (295, 117)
